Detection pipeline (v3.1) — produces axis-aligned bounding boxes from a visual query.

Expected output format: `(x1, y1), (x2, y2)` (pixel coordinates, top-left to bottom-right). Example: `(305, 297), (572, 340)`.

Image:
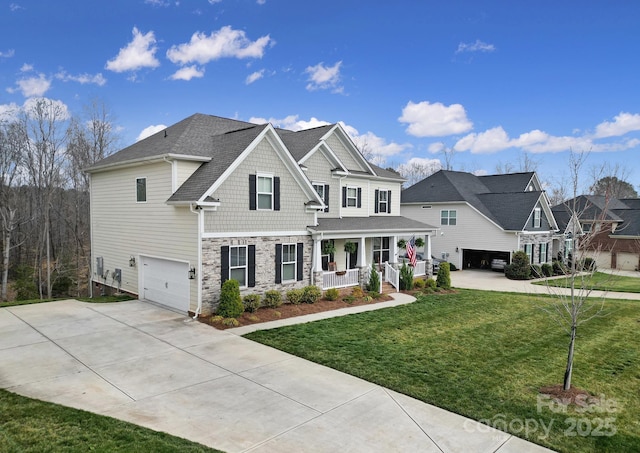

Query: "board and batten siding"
(90, 161), (199, 307)
(401, 203), (518, 268)
(203, 138), (315, 234)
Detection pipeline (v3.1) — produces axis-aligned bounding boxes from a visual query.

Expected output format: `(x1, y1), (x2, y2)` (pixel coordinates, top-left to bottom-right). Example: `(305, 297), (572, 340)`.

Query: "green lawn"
(0, 389), (223, 452)
(245, 289), (640, 453)
(534, 272), (640, 293)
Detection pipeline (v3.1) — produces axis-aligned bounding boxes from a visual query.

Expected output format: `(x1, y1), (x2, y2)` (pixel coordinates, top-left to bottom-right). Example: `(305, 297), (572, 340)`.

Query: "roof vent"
(164, 130), (167, 138)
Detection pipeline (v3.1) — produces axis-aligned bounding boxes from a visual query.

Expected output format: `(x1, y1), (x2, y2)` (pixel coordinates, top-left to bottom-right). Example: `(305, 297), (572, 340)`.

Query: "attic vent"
(422, 205), (432, 209)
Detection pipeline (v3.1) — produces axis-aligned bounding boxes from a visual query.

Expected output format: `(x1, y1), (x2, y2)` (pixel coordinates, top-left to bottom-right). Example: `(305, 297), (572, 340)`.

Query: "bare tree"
(21, 99), (69, 298)
(495, 151), (539, 174)
(440, 144), (456, 171)
(0, 121), (28, 300)
(542, 150), (607, 391)
(396, 158), (442, 188)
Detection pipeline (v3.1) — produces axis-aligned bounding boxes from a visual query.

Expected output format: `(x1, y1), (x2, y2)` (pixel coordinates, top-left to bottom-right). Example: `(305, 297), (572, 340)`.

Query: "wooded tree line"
(0, 98), (118, 301)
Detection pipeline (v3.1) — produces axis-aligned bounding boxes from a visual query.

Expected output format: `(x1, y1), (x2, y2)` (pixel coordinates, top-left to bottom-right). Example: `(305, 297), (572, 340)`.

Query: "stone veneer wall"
(520, 233), (554, 263)
(201, 235), (314, 314)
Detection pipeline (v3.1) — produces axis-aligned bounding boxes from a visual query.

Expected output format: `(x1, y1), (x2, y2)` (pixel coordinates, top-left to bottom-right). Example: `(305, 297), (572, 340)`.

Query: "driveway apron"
(0, 299), (553, 453)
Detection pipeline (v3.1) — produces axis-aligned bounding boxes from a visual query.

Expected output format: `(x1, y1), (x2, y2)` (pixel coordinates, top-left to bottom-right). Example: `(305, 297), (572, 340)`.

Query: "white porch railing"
(385, 262), (399, 289)
(414, 260), (426, 276)
(322, 268), (360, 290)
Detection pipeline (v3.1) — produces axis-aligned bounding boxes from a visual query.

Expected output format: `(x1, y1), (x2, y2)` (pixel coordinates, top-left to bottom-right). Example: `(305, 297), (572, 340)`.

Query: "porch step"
(380, 282), (396, 294)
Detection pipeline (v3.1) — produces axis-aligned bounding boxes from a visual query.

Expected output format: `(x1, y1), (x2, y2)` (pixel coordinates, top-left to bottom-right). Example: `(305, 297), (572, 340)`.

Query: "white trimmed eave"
(308, 226), (438, 239)
(85, 153), (211, 174)
(344, 171), (405, 183)
(322, 123), (375, 175)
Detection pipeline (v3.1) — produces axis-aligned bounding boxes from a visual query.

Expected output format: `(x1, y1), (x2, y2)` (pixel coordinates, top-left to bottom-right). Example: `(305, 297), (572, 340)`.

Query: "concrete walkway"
(0, 298), (553, 453)
(450, 268), (640, 300)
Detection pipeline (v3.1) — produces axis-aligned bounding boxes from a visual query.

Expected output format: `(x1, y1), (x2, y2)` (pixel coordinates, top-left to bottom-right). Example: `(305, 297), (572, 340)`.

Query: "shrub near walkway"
(246, 289), (640, 453)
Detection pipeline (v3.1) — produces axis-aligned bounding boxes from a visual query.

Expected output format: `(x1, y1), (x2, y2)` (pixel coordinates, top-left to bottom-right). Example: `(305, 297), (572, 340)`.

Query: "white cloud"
(257, 0), (266, 4)
(456, 39), (496, 54)
(594, 112), (640, 138)
(399, 101), (473, 137)
(145, 0), (170, 6)
(55, 70), (106, 86)
(245, 69), (264, 84)
(0, 49), (15, 58)
(305, 61), (342, 92)
(20, 63), (33, 72)
(0, 102), (21, 122)
(11, 73), (51, 97)
(9, 3), (23, 12)
(454, 126), (511, 154)
(166, 26), (272, 65)
(249, 115), (329, 131)
(340, 123), (411, 158)
(169, 65), (205, 80)
(105, 27), (160, 73)
(136, 124), (167, 141)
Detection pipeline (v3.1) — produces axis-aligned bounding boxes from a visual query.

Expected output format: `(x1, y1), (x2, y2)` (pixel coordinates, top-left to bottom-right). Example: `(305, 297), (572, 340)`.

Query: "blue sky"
(2, 0), (640, 194)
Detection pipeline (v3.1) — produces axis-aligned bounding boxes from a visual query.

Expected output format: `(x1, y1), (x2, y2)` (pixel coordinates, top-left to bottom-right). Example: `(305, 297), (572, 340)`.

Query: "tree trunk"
(563, 323), (577, 391)
(1, 210), (14, 301)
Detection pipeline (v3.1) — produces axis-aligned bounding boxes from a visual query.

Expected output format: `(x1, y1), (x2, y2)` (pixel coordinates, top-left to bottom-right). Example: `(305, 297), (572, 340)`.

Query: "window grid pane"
(282, 244), (296, 281)
(230, 246), (247, 287)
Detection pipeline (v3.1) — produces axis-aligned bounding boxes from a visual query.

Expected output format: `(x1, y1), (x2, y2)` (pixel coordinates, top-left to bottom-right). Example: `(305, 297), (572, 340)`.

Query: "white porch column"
(358, 236), (366, 268)
(390, 234), (398, 264)
(313, 237), (323, 272)
(426, 234), (432, 260)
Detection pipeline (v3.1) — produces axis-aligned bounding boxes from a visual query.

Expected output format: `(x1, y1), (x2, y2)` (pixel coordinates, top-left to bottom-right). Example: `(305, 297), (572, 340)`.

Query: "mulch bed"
(539, 384), (599, 408)
(198, 289), (393, 330)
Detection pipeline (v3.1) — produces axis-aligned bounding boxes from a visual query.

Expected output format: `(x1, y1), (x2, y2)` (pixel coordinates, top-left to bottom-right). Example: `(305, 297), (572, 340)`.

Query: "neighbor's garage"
(462, 249), (510, 270)
(140, 256), (190, 312)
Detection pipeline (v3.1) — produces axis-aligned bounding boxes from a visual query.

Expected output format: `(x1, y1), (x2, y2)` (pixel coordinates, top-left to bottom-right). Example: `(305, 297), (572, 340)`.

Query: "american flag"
(406, 236), (417, 267)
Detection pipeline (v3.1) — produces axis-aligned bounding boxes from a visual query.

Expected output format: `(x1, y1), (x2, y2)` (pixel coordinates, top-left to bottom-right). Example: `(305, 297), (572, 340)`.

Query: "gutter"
(190, 203), (203, 319)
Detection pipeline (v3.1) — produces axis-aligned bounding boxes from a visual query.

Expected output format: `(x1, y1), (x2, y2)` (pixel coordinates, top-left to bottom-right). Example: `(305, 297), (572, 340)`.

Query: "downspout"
(190, 203), (203, 319)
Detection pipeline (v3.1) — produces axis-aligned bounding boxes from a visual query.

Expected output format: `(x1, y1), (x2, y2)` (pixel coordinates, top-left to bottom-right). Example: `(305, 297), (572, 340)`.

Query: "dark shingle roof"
(167, 125), (267, 202)
(401, 170), (546, 230)
(86, 113), (256, 170)
(553, 196), (640, 237)
(277, 125), (334, 161)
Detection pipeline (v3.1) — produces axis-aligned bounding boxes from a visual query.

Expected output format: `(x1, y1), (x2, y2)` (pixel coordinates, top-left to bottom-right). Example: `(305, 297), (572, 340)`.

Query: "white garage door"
(141, 257), (189, 312)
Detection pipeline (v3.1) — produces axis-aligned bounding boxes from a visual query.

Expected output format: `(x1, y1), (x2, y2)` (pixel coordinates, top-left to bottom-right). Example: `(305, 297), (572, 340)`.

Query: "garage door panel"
(142, 257), (189, 312)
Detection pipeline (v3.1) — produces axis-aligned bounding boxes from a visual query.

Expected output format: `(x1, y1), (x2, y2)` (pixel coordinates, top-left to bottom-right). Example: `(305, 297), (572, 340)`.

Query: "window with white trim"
(524, 244), (533, 263)
(282, 244), (296, 281)
(373, 237), (390, 264)
(347, 187), (358, 207)
(441, 209), (457, 226)
(313, 183), (329, 212)
(229, 246), (247, 287)
(378, 190), (388, 213)
(257, 175), (273, 210)
(539, 242), (547, 264)
(136, 177), (146, 202)
(533, 207), (541, 228)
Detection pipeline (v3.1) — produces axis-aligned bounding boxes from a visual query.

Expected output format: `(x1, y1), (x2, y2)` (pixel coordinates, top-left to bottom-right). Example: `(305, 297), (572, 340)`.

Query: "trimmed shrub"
(541, 263), (553, 277)
(342, 295), (356, 304)
(413, 278), (425, 289)
(263, 290), (282, 308)
(368, 291), (381, 299)
(286, 289), (303, 305)
(448, 262), (458, 271)
(399, 262), (414, 290)
(367, 263), (381, 292)
(216, 279), (244, 318)
(221, 318), (240, 327)
(531, 264), (543, 278)
(301, 285), (322, 304)
(505, 251), (532, 280)
(436, 262), (451, 289)
(582, 257), (597, 272)
(425, 278), (437, 289)
(324, 288), (340, 301)
(242, 294), (261, 313)
(351, 286), (365, 298)
(552, 260), (567, 275)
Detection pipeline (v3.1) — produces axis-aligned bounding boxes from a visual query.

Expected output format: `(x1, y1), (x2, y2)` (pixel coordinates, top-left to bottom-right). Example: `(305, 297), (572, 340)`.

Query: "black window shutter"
(296, 242), (304, 281)
(249, 175), (257, 210)
(274, 176), (280, 211)
(324, 184), (329, 212)
(374, 189), (379, 213)
(221, 246), (229, 285)
(388, 190), (392, 214)
(342, 186), (347, 207)
(248, 245), (256, 287)
(357, 188), (362, 208)
(275, 244), (282, 284)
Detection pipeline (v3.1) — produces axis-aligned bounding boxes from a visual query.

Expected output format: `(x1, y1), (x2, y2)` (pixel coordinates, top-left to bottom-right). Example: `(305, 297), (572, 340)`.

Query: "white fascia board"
(203, 230), (310, 239)
(308, 227), (438, 239)
(85, 154), (211, 174)
(165, 154), (212, 162)
(325, 123), (375, 175)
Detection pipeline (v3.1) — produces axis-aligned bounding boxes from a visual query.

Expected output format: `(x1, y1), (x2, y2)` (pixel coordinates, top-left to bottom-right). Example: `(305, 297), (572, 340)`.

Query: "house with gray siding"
(87, 113), (436, 315)
(400, 170), (559, 270)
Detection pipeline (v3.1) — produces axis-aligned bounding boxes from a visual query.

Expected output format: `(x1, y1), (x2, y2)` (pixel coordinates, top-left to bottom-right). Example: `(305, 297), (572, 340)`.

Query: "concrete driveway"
(1, 299), (552, 453)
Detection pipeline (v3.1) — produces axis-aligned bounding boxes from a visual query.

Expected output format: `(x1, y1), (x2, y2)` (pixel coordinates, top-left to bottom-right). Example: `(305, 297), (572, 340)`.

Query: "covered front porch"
(308, 217), (438, 291)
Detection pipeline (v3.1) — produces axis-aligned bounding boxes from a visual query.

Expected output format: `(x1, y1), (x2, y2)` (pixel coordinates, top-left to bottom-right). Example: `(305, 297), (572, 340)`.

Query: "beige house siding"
(303, 150), (339, 218)
(90, 161), (199, 307)
(368, 181), (400, 216)
(325, 134), (366, 171)
(401, 203), (518, 268)
(340, 177), (369, 217)
(175, 160), (203, 189)
(203, 138), (315, 234)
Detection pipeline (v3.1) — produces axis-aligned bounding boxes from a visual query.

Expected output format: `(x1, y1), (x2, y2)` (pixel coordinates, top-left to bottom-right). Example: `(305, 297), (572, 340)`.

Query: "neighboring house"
(552, 195), (640, 271)
(400, 170), (559, 269)
(86, 113), (436, 315)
